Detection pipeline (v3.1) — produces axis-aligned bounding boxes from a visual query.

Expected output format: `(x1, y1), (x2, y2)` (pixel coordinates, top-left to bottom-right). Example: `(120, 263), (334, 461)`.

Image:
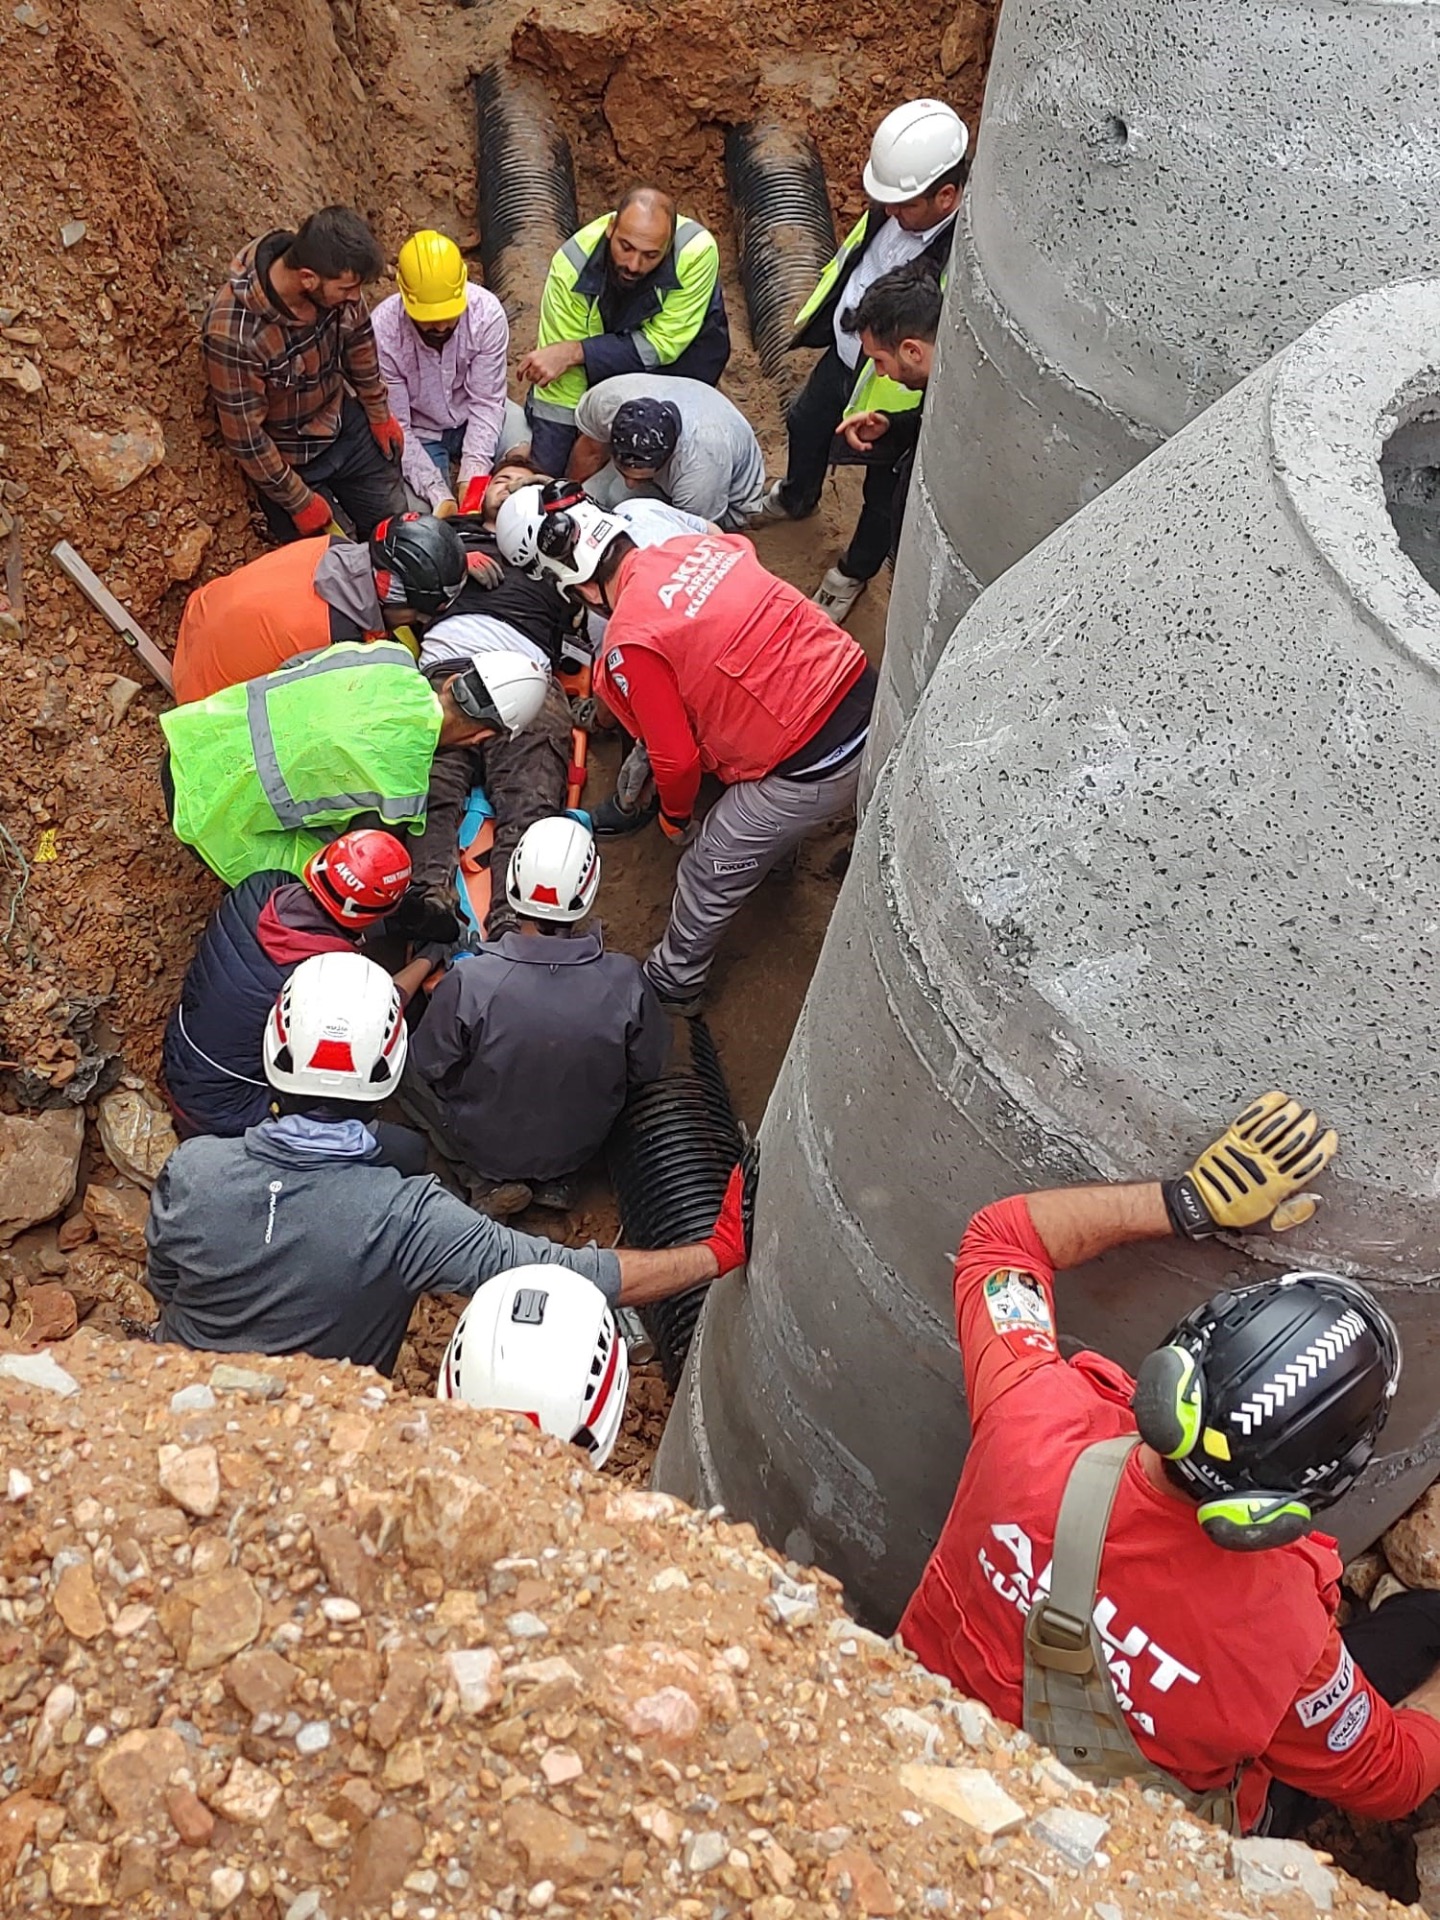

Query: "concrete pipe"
(866, 0), (1440, 781)
(655, 278), (1440, 1630)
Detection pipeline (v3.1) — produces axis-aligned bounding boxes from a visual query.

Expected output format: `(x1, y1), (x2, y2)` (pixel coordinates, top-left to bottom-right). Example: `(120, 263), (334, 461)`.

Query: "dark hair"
(842, 260), (943, 349)
(494, 448), (549, 478)
(273, 1090), (380, 1121)
(595, 530), (638, 588)
(285, 207), (385, 283)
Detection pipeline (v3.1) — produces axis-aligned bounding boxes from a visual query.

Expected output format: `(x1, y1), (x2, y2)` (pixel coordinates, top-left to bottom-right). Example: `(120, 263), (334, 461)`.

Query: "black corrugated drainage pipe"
(472, 61), (580, 326)
(608, 1019), (744, 1388)
(725, 121), (838, 406)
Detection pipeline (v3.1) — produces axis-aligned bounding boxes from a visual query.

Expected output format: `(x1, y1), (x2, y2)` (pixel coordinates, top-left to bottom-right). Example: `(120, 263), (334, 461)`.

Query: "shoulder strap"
(1022, 1436), (1241, 1833)
(1029, 1435), (1137, 1673)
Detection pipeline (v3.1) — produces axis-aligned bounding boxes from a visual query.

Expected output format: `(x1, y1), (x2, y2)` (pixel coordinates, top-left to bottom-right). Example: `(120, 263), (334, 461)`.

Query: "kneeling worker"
(162, 641), (548, 886)
(145, 952), (747, 1375)
(899, 1092), (1440, 1832)
(571, 375), (764, 530)
(173, 513), (467, 704)
(372, 230), (524, 518)
(406, 817), (668, 1214)
(161, 829), (428, 1139)
(517, 187), (730, 478)
(500, 495), (874, 1014)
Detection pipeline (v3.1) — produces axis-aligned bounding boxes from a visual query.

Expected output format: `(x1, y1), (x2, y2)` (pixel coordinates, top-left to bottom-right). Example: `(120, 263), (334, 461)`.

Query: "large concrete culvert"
(656, 278), (1440, 1629)
(869, 0), (1440, 778)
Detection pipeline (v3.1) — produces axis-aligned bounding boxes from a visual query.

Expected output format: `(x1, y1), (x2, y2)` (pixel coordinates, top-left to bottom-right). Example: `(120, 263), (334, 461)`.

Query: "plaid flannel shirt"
(201, 232), (392, 518)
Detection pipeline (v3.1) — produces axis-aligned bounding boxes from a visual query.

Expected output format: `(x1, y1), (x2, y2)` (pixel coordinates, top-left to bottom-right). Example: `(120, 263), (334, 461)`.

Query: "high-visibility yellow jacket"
(791, 209), (953, 417)
(530, 212), (731, 429)
(161, 641), (440, 886)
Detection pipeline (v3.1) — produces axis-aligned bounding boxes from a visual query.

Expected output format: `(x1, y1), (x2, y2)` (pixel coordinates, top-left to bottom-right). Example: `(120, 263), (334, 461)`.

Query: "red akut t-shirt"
(898, 1195), (1440, 1831)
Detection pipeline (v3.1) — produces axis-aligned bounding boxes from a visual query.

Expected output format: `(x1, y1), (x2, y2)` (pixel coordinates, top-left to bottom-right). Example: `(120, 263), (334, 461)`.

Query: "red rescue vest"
(175, 539), (349, 704)
(595, 535), (866, 783)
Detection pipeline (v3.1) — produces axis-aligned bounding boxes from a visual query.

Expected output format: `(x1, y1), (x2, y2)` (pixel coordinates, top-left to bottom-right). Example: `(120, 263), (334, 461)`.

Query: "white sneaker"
(812, 566), (866, 624)
(750, 479), (793, 525)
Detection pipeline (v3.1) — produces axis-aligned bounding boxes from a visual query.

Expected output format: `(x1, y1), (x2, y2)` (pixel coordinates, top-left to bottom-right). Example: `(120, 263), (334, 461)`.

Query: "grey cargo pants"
(644, 752), (862, 1000)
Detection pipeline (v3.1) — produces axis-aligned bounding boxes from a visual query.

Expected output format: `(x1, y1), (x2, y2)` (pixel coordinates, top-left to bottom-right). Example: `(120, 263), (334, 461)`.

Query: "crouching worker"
(161, 641), (548, 886)
(437, 1265), (630, 1470)
(173, 513), (468, 704)
(145, 953), (748, 1375)
(161, 830), (431, 1148)
(899, 1092), (1440, 1834)
(405, 818), (668, 1215)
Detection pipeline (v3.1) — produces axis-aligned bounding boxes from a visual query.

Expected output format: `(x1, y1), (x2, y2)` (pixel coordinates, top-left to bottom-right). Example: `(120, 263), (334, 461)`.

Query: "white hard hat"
(863, 99), (969, 203)
(494, 484), (546, 571)
(437, 1265), (630, 1468)
(506, 815), (600, 924)
(536, 498), (630, 591)
(263, 951), (408, 1103)
(450, 651), (550, 735)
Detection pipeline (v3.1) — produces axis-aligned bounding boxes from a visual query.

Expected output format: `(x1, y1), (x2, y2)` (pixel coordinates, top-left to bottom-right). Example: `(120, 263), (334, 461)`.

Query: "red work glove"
(372, 414), (405, 461)
(703, 1165), (749, 1276)
(465, 552), (503, 588)
(291, 493), (334, 536)
(459, 474), (490, 516)
(660, 811), (697, 847)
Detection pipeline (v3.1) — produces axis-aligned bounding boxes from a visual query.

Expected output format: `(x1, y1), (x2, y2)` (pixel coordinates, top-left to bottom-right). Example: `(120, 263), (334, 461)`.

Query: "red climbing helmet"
(303, 830), (413, 925)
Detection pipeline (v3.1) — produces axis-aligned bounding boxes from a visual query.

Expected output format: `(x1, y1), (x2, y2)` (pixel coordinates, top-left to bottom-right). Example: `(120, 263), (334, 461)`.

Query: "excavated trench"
(1, 0), (1433, 1899)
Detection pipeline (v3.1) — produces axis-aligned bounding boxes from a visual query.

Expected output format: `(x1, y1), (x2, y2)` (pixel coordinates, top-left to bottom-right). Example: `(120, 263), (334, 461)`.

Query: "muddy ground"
(0, 0), (992, 1530)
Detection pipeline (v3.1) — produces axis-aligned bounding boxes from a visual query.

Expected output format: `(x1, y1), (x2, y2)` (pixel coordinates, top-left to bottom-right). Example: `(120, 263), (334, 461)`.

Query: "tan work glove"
(1163, 1092), (1338, 1238)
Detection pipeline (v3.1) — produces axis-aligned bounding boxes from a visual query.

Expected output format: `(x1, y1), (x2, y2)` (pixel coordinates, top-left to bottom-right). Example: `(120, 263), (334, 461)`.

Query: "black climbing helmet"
(369, 512), (467, 616)
(1132, 1272), (1400, 1550)
(610, 397), (682, 472)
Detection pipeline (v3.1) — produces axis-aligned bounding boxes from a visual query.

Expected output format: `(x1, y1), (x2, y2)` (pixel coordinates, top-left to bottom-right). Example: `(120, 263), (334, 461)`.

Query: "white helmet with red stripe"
(505, 815), (600, 924)
(436, 1265), (629, 1468)
(263, 951), (408, 1102)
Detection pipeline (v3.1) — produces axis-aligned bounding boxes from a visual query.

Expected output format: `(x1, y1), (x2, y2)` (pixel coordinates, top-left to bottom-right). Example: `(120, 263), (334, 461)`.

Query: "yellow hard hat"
(397, 230), (468, 323)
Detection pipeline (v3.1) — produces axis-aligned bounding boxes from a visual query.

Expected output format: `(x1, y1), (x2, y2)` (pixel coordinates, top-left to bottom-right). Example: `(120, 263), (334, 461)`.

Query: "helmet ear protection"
(1132, 1341), (1313, 1552)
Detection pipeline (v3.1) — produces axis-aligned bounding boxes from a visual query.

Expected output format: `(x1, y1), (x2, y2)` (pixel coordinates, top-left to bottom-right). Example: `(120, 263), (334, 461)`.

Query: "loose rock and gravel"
(0, 1332), (1417, 1919)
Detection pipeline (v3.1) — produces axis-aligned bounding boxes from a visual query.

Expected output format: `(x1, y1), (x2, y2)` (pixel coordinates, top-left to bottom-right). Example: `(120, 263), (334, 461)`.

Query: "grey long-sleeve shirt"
(145, 1122), (620, 1375)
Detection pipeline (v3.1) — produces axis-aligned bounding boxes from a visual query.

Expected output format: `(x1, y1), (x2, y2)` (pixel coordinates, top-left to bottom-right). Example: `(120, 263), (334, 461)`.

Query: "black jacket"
(791, 209), (955, 353)
(407, 929), (669, 1180)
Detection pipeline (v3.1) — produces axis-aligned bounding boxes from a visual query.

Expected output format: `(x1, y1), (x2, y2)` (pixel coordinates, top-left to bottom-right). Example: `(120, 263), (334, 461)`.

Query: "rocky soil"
(0, 1330), (1411, 1920)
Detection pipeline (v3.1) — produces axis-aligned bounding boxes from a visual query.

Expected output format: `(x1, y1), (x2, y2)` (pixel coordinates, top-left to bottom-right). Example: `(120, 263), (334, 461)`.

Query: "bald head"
(608, 187), (677, 285)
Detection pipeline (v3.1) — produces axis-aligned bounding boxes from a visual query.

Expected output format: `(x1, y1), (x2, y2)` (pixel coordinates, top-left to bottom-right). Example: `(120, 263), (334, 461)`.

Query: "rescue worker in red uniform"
(899, 1092), (1440, 1834)
(174, 514), (468, 704)
(497, 488), (874, 1013)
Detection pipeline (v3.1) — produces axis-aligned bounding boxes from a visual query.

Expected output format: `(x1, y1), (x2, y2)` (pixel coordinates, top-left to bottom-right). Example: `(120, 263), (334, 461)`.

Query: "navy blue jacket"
(162, 872), (350, 1136)
(577, 242), (731, 391)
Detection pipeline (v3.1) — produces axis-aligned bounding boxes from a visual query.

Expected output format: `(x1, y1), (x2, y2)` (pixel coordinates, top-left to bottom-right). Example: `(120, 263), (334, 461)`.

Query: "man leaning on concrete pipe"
(897, 1091), (1440, 1834)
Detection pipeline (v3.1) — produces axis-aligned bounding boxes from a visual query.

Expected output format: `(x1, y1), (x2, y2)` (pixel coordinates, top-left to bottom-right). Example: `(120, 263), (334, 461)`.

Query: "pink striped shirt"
(371, 284), (509, 506)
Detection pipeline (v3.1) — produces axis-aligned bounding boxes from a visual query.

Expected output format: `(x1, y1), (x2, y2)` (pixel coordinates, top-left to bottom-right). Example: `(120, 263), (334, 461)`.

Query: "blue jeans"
(421, 426), (465, 484)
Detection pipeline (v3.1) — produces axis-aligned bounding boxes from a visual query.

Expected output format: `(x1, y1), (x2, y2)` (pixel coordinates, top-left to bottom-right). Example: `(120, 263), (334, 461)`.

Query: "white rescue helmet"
(538, 498), (629, 590)
(506, 815), (601, 924)
(263, 951), (408, 1102)
(449, 650), (550, 735)
(863, 99), (969, 203)
(494, 484), (546, 571)
(436, 1265), (629, 1468)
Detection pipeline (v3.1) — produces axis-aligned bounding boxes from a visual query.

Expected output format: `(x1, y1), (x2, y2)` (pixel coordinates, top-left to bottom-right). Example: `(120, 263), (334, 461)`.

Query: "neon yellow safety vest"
(161, 641), (441, 887)
(531, 212), (721, 427)
(793, 211), (929, 418)
(792, 212), (875, 338)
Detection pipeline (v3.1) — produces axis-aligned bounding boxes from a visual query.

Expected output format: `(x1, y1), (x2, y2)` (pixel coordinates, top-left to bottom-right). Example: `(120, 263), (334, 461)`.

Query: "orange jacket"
(174, 539), (381, 704)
